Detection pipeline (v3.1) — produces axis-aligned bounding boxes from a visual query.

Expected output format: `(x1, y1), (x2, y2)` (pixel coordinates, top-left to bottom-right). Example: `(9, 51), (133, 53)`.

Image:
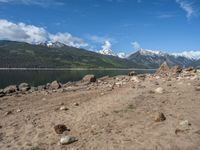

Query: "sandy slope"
(0, 75), (200, 150)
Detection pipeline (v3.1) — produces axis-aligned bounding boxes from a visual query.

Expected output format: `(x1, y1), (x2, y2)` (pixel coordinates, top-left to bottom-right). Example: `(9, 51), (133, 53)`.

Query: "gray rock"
(37, 85), (46, 91)
(154, 112), (166, 122)
(3, 85), (18, 94)
(179, 120), (191, 128)
(0, 89), (5, 97)
(18, 83), (30, 92)
(128, 71), (137, 76)
(82, 74), (96, 83)
(50, 80), (61, 90)
(60, 136), (78, 145)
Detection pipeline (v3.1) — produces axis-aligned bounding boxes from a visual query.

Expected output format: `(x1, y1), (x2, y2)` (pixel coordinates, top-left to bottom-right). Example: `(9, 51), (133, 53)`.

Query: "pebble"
(5, 111), (12, 116)
(154, 112), (166, 122)
(60, 106), (68, 111)
(154, 87), (164, 94)
(16, 109), (22, 113)
(179, 120), (191, 128)
(54, 124), (69, 134)
(74, 103), (79, 106)
(60, 136), (78, 145)
(195, 86), (200, 91)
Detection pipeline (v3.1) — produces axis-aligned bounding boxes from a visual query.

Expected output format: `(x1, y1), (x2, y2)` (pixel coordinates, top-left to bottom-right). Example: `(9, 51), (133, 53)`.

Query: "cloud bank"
(0, 19), (88, 48)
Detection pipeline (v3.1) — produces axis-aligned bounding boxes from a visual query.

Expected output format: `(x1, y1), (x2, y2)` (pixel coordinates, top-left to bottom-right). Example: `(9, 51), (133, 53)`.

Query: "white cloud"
(176, 0), (195, 19)
(172, 51), (200, 60)
(102, 40), (112, 51)
(0, 0), (64, 7)
(131, 41), (141, 50)
(0, 19), (88, 48)
(98, 40), (116, 56)
(50, 33), (88, 48)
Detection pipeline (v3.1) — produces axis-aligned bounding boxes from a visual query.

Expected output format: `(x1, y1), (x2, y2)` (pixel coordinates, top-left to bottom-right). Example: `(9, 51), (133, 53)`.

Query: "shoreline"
(0, 68), (157, 71)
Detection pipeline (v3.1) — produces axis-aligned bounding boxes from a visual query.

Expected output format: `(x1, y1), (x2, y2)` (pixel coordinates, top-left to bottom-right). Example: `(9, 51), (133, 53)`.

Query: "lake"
(0, 69), (155, 88)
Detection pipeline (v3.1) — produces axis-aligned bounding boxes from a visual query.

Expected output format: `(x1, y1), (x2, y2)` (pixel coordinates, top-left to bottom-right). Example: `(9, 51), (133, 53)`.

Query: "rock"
(195, 87), (200, 91)
(179, 120), (191, 128)
(154, 112), (166, 122)
(171, 66), (182, 77)
(137, 74), (146, 81)
(0, 125), (2, 129)
(128, 71), (137, 76)
(155, 62), (170, 77)
(130, 76), (140, 83)
(154, 87), (164, 94)
(74, 103), (79, 106)
(16, 109), (22, 113)
(3, 85), (18, 94)
(60, 106), (68, 111)
(82, 74), (96, 83)
(60, 136), (77, 145)
(30, 87), (37, 92)
(0, 89), (5, 97)
(37, 85), (46, 91)
(54, 124), (69, 134)
(167, 83), (172, 86)
(5, 111), (12, 116)
(18, 83), (30, 92)
(50, 80), (61, 90)
(185, 67), (194, 72)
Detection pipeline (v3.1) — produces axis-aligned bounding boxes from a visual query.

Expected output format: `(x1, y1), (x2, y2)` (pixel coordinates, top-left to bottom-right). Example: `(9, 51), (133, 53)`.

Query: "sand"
(0, 74), (200, 150)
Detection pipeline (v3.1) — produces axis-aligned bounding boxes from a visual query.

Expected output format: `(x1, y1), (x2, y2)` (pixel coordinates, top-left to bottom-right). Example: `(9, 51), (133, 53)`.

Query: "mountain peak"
(138, 48), (166, 57)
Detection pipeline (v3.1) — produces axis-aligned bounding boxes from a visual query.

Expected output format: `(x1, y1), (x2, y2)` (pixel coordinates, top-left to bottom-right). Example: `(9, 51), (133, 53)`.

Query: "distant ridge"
(0, 40), (145, 69)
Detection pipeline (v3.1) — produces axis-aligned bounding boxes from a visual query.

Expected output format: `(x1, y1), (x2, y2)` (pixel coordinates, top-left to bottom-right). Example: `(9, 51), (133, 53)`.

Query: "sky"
(0, 0), (200, 55)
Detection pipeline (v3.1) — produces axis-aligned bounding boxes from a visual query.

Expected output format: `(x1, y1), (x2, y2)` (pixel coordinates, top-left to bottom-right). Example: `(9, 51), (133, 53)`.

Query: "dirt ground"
(0, 75), (200, 150)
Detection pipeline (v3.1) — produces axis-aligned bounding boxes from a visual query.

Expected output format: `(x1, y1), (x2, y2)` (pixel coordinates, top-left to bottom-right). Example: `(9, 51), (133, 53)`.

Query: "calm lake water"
(0, 69), (155, 88)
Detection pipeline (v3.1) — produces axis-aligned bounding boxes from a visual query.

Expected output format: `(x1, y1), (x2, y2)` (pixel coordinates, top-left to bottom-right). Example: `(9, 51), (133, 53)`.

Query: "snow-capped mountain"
(172, 51), (200, 60)
(138, 48), (167, 57)
(128, 49), (196, 68)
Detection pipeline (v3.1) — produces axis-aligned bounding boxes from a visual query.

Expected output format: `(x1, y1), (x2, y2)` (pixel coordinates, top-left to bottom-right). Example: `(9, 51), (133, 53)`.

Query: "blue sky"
(0, 0), (200, 55)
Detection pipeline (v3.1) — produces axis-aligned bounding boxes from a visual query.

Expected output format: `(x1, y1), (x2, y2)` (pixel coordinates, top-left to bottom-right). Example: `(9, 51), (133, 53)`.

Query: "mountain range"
(0, 40), (200, 69)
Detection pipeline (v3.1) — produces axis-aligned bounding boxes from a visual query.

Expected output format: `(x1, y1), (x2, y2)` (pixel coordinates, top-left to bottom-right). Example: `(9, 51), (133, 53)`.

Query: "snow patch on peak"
(117, 52), (127, 59)
(138, 48), (166, 56)
(98, 40), (116, 56)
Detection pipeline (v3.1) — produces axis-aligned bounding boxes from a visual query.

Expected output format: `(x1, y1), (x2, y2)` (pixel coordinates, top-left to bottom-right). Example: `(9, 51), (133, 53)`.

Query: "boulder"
(130, 76), (140, 83)
(18, 83), (30, 92)
(60, 136), (78, 145)
(128, 71), (137, 76)
(82, 74), (96, 82)
(50, 80), (61, 90)
(0, 89), (5, 97)
(54, 124), (69, 134)
(3, 85), (18, 94)
(154, 112), (166, 122)
(155, 62), (170, 77)
(171, 66), (182, 76)
(37, 85), (46, 91)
